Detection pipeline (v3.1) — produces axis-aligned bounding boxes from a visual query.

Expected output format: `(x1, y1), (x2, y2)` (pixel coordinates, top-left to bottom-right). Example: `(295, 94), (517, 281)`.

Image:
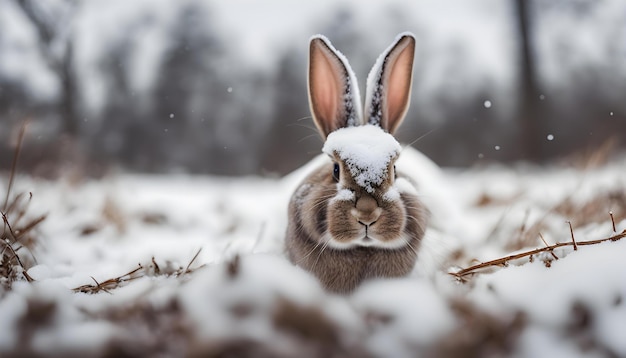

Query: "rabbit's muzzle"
(351, 194), (382, 227)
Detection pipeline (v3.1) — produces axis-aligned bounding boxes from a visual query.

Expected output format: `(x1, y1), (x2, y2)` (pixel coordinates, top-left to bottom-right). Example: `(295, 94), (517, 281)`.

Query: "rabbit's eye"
(393, 165), (397, 179)
(332, 163), (340, 182)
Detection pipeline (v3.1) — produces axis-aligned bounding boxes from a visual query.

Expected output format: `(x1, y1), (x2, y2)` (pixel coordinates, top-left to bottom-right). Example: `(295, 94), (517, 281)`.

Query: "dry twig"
(72, 248), (204, 294)
(0, 237), (34, 282)
(73, 264), (145, 294)
(452, 229), (626, 281)
(3, 122), (27, 212)
(567, 221), (577, 251)
(1, 123), (43, 287)
(184, 248), (202, 275)
(538, 233), (558, 261)
(610, 211), (616, 233)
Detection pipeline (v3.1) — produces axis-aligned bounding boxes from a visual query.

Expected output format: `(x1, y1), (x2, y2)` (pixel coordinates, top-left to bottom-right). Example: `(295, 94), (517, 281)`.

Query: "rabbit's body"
(286, 33), (433, 293)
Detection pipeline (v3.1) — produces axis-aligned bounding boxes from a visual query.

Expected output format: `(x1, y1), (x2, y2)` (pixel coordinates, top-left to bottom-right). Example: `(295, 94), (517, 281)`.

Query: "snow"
(323, 125), (401, 193)
(0, 154), (625, 355)
(351, 279), (456, 356)
(382, 187), (400, 202)
(331, 188), (356, 203)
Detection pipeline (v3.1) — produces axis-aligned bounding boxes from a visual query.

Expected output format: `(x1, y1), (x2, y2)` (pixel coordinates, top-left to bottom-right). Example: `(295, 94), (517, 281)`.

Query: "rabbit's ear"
(364, 33), (415, 135)
(308, 35), (362, 138)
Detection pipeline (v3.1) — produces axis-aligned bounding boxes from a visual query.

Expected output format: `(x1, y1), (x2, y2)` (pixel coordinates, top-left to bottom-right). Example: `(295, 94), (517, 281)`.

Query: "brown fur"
(286, 161), (428, 293)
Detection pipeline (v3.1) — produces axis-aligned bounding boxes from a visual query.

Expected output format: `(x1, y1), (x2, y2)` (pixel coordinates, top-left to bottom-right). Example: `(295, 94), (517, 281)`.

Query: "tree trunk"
(60, 42), (78, 137)
(515, 0), (543, 161)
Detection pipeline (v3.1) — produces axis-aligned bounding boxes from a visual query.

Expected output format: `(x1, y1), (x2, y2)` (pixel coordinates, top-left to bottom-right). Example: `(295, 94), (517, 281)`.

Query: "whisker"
(295, 237), (325, 264)
(287, 121), (315, 130)
(405, 215), (427, 225)
(311, 235), (332, 272)
(295, 115), (314, 122)
(404, 239), (420, 255)
(303, 197), (335, 213)
(287, 120), (324, 145)
(300, 192), (338, 213)
(401, 127), (438, 152)
(298, 133), (321, 143)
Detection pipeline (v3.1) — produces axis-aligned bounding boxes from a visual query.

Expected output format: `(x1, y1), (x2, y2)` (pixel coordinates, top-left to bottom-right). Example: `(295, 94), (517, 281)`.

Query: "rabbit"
(285, 32), (432, 293)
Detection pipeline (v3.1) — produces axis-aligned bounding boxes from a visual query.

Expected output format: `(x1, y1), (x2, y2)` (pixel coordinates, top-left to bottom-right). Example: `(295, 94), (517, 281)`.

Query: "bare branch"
(452, 230), (626, 280)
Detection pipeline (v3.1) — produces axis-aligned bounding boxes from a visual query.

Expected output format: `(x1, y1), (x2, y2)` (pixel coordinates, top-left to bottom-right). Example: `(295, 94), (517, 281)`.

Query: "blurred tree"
(514, 0), (544, 162)
(90, 33), (140, 172)
(15, 0), (79, 137)
(151, 4), (216, 171)
(531, 0), (626, 161)
(149, 3), (234, 173)
(260, 48), (312, 175)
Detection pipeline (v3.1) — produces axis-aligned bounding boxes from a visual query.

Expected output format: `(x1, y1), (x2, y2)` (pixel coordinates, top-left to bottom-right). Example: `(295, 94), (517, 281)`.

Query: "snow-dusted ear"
(308, 35), (362, 138)
(364, 33), (416, 135)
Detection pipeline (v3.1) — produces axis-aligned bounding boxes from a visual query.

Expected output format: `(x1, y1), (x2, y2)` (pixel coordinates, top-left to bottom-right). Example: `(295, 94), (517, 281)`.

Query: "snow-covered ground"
(1, 153), (625, 357)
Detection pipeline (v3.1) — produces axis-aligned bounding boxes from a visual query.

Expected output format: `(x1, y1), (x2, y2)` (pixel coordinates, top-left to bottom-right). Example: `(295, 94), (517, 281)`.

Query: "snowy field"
(1, 152), (626, 357)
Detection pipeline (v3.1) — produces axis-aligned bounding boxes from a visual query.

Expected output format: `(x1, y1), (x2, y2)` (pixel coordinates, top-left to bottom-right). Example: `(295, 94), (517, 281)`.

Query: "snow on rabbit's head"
(285, 33), (427, 293)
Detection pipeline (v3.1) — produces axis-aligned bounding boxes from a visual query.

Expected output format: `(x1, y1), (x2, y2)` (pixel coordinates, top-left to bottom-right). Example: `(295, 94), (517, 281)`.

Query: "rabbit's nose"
(353, 195), (381, 226)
